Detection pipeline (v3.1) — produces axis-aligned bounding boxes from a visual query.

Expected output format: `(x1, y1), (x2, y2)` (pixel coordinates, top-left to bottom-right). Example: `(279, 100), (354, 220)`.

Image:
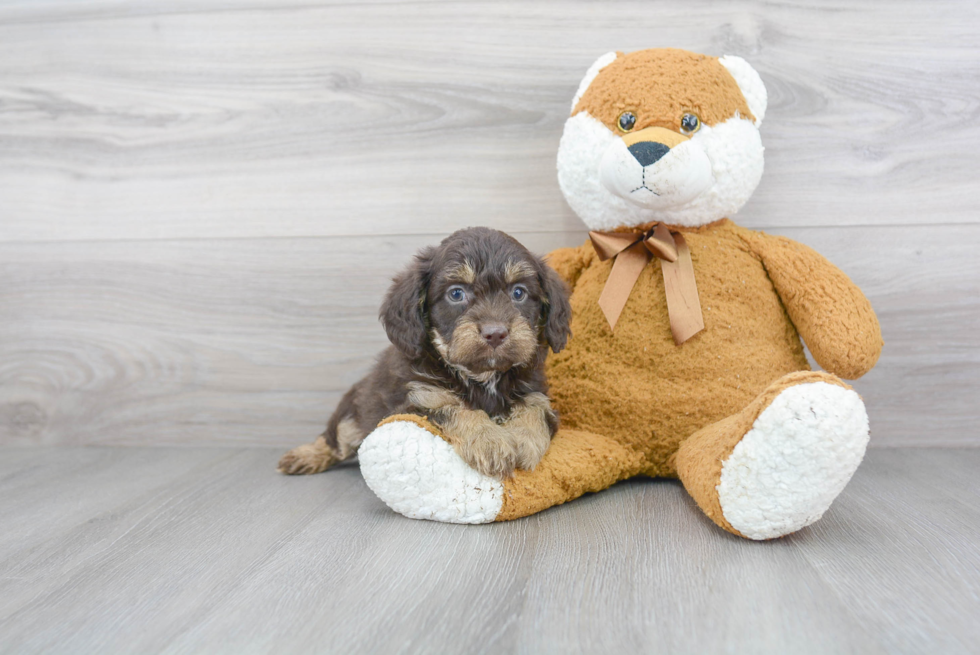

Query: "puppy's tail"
(277, 436), (339, 475)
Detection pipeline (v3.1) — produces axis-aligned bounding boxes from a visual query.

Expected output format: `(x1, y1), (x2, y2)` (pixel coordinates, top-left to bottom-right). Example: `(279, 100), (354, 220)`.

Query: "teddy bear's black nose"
(628, 141), (670, 167)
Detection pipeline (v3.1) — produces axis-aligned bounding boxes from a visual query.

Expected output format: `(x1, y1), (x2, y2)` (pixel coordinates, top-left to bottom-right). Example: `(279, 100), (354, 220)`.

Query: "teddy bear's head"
(557, 48), (768, 230)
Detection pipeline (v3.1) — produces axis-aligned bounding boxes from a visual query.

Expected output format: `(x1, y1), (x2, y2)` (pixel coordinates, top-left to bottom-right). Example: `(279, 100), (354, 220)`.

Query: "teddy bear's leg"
(492, 426), (644, 521)
(674, 371), (869, 540)
(358, 414), (642, 524)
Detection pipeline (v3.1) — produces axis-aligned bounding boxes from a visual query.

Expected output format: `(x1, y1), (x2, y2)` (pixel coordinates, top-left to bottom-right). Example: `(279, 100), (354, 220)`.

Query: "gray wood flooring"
(0, 447), (977, 654)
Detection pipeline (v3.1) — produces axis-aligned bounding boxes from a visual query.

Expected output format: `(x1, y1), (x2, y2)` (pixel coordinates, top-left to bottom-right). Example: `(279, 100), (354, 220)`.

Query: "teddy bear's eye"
(618, 111), (637, 132)
(680, 113), (701, 134)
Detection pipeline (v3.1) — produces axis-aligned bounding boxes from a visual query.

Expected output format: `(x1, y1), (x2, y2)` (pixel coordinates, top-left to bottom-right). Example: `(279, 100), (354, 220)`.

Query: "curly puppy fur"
(278, 227), (572, 479)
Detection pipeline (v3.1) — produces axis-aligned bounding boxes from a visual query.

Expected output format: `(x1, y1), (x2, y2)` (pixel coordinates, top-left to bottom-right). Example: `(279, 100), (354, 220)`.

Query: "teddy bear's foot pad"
(358, 420), (502, 524)
(717, 381), (869, 540)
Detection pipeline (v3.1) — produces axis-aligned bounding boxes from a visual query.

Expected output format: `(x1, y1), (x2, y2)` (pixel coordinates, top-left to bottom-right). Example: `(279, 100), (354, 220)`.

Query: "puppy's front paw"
(505, 393), (556, 472)
(512, 425), (551, 472)
(455, 426), (521, 479)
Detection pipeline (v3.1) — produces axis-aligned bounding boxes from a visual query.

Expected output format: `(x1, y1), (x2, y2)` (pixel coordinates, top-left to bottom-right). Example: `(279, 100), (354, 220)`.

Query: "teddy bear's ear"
(718, 55), (768, 127)
(570, 51), (619, 114)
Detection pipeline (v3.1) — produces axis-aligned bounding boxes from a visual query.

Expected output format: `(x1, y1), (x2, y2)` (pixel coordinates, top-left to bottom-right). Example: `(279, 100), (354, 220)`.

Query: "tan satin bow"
(589, 224), (704, 344)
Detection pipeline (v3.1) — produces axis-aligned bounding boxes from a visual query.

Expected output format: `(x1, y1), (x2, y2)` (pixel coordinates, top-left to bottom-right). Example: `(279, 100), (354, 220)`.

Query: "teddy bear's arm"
(545, 241), (595, 291)
(747, 232), (883, 380)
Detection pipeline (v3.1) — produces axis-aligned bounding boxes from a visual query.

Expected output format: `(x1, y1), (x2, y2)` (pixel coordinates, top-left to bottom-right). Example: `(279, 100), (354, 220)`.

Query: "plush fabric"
(557, 51), (767, 230)
(545, 220), (812, 477)
(674, 371), (852, 536)
(573, 48), (756, 130)
(357, 48), (883, 539)
(362, 414), (505, 524)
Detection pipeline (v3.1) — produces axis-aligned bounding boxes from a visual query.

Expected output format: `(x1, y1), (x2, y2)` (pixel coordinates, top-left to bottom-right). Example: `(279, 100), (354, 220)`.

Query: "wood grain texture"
(0, 231), (585, 447)
(1, 0), (978, 448)
(1, 225), (976, 448)
(0, 447), (977, 654)
(0, 0), (978, 242)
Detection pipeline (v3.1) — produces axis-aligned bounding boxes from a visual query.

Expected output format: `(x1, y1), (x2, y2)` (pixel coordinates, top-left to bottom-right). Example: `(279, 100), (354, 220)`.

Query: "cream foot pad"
(358, 420), (502, 524)
(717, 382), (869, 540)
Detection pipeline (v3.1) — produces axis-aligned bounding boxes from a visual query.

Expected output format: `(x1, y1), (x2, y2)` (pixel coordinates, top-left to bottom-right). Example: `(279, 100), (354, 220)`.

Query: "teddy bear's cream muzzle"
(599, 126), (714, 210)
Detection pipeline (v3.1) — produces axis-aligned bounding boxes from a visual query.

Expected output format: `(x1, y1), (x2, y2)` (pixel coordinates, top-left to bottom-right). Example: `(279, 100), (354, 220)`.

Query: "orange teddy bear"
(358, 48), (883, 540)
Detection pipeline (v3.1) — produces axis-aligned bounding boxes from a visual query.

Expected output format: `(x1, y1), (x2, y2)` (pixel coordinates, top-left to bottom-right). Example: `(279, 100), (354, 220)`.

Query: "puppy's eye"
(680, 113), (701, 135)
(618, 111), (637, 132)
(447, 287), (467, 303)
(511, 285), (528, 302)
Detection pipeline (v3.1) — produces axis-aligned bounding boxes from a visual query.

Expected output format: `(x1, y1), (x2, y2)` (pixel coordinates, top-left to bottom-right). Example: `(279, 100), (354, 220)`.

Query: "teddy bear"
(356, 48), (883, 540)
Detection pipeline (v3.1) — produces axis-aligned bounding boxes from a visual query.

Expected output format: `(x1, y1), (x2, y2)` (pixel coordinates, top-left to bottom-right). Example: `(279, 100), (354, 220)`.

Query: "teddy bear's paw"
(717, 381), (869, 540)
(358, 420), (503, 524)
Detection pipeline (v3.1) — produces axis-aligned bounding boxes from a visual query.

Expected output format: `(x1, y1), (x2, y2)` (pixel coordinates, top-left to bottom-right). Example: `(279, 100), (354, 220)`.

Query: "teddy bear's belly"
(545, 235), (809, 476)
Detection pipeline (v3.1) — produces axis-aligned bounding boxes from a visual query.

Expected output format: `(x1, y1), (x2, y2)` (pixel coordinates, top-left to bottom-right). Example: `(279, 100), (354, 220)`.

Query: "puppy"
(278, 227), (572, 479)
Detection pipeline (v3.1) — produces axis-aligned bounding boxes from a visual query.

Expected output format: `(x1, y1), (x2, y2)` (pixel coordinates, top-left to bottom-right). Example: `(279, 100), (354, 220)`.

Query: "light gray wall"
(1, 0), (977, 447)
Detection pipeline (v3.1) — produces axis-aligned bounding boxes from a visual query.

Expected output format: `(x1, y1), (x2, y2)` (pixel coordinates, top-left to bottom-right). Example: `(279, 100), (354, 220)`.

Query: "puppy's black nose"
(628, 141), (670, 167)
(481, 324), (509, 349)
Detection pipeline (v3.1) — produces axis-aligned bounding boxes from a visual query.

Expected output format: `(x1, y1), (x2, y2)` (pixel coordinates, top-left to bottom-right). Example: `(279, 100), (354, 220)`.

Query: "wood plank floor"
(0, 447), (977, 654)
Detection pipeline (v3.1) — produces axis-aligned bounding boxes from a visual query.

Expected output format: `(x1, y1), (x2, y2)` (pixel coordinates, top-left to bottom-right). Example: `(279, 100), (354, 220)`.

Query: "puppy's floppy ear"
(380, 247), (434, 359)
(538, 260), (572, 353)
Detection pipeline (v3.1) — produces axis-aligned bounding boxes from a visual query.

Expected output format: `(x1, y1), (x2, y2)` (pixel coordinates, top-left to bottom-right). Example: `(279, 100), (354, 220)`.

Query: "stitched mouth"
(629, 167), (659, 196)
(630, 185), (660, 196)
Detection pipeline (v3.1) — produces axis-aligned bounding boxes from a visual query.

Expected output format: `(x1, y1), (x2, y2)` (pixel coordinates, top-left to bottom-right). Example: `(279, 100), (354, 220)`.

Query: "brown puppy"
(278, 227), (572, 479)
